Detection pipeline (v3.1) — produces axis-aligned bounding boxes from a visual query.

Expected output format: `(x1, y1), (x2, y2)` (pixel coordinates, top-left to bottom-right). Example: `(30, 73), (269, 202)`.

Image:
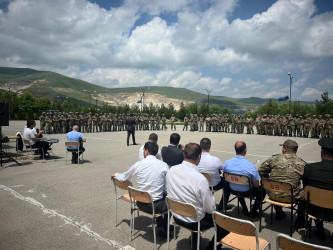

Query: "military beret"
(318, 137), (333, 150)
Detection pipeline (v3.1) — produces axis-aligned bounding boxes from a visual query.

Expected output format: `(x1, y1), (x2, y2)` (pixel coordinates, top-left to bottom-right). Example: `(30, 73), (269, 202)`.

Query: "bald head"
(73, 125), (79, 131)
(235, 141), (247, 156)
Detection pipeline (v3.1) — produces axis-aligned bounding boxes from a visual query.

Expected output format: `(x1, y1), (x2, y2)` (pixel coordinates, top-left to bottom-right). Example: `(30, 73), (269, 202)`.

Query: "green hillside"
(0, 67), (277, 111)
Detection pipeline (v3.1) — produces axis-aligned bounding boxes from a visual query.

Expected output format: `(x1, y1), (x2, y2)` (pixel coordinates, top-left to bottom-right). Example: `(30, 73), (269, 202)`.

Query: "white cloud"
(317, 78), (333, 89)
(300, 87), (322, 101)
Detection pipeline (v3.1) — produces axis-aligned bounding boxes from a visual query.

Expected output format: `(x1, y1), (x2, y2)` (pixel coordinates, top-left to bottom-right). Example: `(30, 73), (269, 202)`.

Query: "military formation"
(39, 112), (169, 134)
(39, 112), (333, 138)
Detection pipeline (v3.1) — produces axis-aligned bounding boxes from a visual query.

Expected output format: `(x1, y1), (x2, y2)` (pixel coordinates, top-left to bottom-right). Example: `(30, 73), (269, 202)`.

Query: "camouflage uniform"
(161, 115), (167, 130)
(45, 114), (52, 134)
(183, 115), (189, 131)
(259, 152), (306, 203)
(205, 115), (211, 132)
(199, 114), (204, 132)
(39, 112), (46, 131)
(170, 114), (176, 131)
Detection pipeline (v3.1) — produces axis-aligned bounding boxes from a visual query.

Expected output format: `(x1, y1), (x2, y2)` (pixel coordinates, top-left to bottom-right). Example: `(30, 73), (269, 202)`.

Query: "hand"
(40, 130), (44, 134)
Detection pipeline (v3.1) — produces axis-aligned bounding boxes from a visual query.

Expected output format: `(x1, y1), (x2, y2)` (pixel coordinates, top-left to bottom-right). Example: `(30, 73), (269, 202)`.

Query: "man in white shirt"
(23, 120), (49, 158)
(111, 141), (169, 238)
(138, 133), (162, 161)
(166, 143), (229, 249)
(197, 138), (230, 211)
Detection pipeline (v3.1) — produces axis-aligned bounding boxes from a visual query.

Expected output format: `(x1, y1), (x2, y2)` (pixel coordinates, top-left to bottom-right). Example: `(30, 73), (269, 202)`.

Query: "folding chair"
(65, 141), (83, 164)
(213, 211), (271, 250)
(166, 196), (209, 250)
(128, 186), (166, 250)
(260, 179), (299, 236)
(24, 139), (44, 160)
(276, 233), (332, 250)
(304, 186), (333, 241)
(223, 172), (256, 217)
(202, 172), (214, 192)
(111, 177), (132, 227)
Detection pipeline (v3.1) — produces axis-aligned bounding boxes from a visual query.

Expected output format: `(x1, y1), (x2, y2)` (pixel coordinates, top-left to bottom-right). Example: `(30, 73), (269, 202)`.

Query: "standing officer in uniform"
(126, 113), (138, 146)
(170, 114), (176, 131)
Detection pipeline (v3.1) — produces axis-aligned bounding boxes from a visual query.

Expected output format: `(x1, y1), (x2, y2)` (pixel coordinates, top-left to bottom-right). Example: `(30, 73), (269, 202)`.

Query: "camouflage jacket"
(259, 153), (306, 201)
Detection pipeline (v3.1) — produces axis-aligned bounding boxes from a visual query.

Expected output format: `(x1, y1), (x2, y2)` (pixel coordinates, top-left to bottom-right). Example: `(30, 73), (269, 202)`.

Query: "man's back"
(161, 145), (184, 166)
(67, 130), (82, 150)
(259, 153), (306, 202)
(224, 155), (260, 192)
(197, 152), (223, 186)
(166, 161), (215, 222)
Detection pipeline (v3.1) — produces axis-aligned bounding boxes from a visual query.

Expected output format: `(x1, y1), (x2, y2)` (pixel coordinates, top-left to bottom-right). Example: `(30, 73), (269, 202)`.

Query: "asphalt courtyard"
(1, 121), (332, 250)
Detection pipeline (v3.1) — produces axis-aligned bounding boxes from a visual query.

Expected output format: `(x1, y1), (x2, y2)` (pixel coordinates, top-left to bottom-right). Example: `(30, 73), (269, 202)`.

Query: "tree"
(315, 92), (333, 115)
(177, 102), (186, 119)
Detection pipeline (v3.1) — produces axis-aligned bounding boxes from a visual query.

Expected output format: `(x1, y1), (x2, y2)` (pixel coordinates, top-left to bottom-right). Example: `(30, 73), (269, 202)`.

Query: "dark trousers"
(136, 198), (168, 230)
(225, 185), (265, 212)
(127, 130), (136, 145)
(68, 139), (85, 161)
(213, 177), (230, 207)
(32, 140), (49, 156)
(174, 213), (229, 247)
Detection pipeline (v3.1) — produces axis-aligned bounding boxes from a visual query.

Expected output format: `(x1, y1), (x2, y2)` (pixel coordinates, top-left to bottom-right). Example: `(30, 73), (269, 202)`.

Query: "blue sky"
(0, 0), (332, 101)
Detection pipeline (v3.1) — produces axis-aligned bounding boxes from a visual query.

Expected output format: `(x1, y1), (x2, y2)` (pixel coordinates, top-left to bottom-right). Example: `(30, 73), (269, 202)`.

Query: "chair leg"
(270, 205), (273, 224)
(167, 211), (170, 250)
(152, 216), (157, 250)
(115, 196), (118, 226)
(290, 206), (293, 236)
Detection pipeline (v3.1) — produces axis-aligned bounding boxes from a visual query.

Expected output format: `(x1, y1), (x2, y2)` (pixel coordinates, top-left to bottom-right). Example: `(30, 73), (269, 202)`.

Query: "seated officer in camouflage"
(258, 140), (306, 221)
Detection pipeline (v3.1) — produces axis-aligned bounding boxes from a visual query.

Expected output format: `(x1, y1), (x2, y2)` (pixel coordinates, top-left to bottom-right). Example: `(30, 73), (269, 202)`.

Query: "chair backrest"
(276, 233), (332, 250)
(166, 196), (198, 219)
(213, 211), (257, 237)
(224, 172), (249, 186)
(24, 139), (31, 146)
(261, 179), (292, 193)
(202, 172), (212, 183)
(128, 186), (152, 204)
(112, 178), (132, 191)
(65, 141), (78, 147)
(304, 186), (333, 210)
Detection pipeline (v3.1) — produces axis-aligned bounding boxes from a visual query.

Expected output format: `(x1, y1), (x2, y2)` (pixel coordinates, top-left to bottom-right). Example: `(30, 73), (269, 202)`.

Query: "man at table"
(67, 125), (86, 164)
(23, 120), (50, 159)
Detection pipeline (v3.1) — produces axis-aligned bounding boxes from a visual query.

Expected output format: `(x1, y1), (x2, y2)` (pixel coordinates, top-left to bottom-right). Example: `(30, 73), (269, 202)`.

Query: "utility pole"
(140, 87), (146, 113)
(205, 89), (212, 106)
(288, 72), (294, 114)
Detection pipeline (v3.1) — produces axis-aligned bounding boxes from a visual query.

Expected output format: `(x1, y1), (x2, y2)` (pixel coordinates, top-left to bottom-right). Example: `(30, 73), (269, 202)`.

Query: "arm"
(112, 162), (138, 181)
(258, 159), (271, 179)
(198, 179), (215, 214)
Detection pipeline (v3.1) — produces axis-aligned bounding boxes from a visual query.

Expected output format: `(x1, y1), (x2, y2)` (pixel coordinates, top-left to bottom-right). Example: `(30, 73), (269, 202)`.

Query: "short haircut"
(27, 121), (34, 128)
(235, 141), (246, 154)
(144, 141), (159, 156)
(184, 143), (202, 161)
(170, 133), (180, 145)
(322, 147), (333, 157)
(200, 138), (211, 150)
(148, 133), (158, 142)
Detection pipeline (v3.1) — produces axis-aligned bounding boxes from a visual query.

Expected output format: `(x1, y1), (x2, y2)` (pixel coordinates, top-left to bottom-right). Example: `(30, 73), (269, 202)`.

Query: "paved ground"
(1, 121), (332, 250)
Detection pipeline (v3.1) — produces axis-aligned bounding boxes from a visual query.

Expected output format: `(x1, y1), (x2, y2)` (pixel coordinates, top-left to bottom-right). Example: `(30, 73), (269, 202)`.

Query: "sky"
(0, 0), (333, 101)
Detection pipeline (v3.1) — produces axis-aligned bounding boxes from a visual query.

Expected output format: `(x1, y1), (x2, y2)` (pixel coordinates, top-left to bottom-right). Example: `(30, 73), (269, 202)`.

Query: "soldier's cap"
(318, 137), (333, 150)
(279, 140), (298, 151)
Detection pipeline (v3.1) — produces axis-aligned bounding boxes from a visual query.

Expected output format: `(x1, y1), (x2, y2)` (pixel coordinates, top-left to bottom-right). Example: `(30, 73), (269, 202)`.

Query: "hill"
(0, 67), (291, 113)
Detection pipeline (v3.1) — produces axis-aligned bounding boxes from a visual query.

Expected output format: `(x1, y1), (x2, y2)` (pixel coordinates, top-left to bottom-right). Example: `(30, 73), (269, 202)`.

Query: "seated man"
(166, 143), (229, 249)
(303, 137), (333, 240)
(111, 141), (169, 238)
(23, 120), (49, 159)
(67, 125), (86, 164)
(197, 137), (230, 211)
(259, 140), (306, 221)
(161, 133), (184, 167)
(224, 141), (264, 217)
(139, 133), (162, 161)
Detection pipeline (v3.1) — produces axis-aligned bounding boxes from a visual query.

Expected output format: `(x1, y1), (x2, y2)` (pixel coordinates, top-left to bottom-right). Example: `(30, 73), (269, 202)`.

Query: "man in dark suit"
(303, 137), (333, 240)
(126, 113), (137, 146)
(161, 133), (184, 167)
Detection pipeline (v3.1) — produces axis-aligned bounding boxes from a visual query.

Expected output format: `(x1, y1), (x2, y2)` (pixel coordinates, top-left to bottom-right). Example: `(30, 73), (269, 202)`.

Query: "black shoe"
(133, 143), (138, 145)
(217, 203), (233, 211)
(72, 159), (78, 164)
(156, 228), (167, 240)
(250, 210), (260, 218)
(243, 209), (250, 216)
(314, 229), (326, 240)
(275, 211), (287, 221)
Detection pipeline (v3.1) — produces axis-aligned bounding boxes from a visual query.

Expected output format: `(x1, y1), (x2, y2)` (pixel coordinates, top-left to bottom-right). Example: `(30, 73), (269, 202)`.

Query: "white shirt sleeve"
(115, 162), (138, 181)
(197, 178), (216, 214)
(138, 145), (144, 161)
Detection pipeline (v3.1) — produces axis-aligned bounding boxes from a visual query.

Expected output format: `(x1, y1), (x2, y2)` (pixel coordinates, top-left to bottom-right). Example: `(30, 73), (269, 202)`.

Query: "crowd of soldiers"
(39, 112), (333, 138)
(39, 112), (169, 134)
(182, 113), (333, 138)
